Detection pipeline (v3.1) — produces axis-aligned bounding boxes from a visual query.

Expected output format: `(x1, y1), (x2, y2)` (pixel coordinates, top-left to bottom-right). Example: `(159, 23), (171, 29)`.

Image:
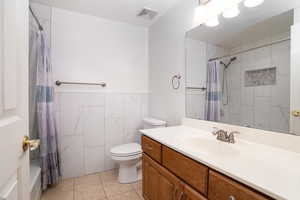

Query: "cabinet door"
(143, 153), (183, 200)
(183, 184), (208, 200)
(158, 160), (182, 200)
(143, 154), (160, 200)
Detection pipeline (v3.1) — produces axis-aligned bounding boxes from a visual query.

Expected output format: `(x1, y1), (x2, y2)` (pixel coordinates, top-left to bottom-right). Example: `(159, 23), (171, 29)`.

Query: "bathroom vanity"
(140, 119), (300, 200)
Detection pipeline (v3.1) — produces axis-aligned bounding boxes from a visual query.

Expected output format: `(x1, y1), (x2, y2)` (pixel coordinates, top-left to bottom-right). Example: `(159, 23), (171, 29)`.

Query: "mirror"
(185, 7), (294, 134)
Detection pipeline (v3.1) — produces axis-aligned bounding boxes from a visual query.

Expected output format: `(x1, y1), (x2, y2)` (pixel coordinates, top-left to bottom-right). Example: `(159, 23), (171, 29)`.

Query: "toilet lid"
(111, 143), (142, 157)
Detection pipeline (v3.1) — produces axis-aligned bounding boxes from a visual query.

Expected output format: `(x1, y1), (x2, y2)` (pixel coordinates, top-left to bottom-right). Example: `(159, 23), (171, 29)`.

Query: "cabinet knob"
(228, 195), (236, 200)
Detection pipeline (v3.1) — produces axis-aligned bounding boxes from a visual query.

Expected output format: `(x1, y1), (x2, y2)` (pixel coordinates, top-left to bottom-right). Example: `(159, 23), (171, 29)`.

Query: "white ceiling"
(30, 0), (181, 27)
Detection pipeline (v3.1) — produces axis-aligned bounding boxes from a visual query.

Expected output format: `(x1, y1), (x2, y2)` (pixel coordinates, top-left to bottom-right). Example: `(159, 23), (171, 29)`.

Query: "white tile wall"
(55, 92), (148, 179)
(186, 34), (290, 133)
(185, 39), (227, 120)
(219, 38), (290, 133)
(186, 89), (206, 120)
(29, 4), (150, 180)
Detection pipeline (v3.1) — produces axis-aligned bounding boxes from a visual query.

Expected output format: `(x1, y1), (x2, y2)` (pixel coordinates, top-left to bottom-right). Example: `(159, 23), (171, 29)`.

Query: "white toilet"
(110, 118), (166, 183)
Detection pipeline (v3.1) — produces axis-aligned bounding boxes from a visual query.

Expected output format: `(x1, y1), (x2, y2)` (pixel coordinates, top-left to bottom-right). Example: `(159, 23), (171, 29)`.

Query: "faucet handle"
(212, 127), (219, 135)
(229, 131), (240, 135)
(228, 131), (240, 143)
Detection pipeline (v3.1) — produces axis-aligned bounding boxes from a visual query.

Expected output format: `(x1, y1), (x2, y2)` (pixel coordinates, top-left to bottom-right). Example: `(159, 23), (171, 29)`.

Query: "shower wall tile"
(228, 63), (241, 90)
(271, 75), (290, 107)
(254, 109), (270, 130)
(255, 96), (271, 113)
(219, 39), (290, 133)
(56, 91), (148, 179)
(270, 107), (290, 133)
(242, 46), (271, 71)
(228, 114), (241, 126)
(228, 90), (241, 115)
(240, 106), (254, 128)
(254, 96), (271, 130)
(254, 85), (272, 97)
(272, 40), (290, 76)
(241, 87), (254, 106)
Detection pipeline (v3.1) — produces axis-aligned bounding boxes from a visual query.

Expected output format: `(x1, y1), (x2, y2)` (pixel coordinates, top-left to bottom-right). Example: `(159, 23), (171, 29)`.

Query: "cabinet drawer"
(162, 146), (209, 196)
(208, 170), (272, 200)
(142, 136), (162, 163)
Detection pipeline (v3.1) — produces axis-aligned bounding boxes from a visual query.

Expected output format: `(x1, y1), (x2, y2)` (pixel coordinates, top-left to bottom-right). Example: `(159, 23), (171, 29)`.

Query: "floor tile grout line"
(99, 173), (109, 200)
(43, 170), (142, 200)
(133, 188), (143, 200)
(73, 178), (75, 200)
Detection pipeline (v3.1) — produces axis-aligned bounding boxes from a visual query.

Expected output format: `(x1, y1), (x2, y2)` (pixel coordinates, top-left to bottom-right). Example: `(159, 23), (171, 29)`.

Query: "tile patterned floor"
(41, 170), (143, 200)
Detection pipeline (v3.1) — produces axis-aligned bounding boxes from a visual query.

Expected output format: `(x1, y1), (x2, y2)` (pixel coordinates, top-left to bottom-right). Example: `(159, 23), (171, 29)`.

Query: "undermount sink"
(181, 137), (240, 156)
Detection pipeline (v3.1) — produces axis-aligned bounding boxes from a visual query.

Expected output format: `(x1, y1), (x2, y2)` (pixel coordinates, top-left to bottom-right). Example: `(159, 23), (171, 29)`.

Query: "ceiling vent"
(137, 8), (158, 20)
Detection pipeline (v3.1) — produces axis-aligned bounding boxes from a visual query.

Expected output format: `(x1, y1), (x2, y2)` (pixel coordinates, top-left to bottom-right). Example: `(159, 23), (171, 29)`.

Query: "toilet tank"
(143, 118), (167, 129)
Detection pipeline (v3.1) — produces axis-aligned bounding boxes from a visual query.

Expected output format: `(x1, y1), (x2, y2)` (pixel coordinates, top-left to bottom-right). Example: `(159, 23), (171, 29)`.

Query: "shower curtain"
(205, 61), (221, 121)
(30, 26), (61, 190)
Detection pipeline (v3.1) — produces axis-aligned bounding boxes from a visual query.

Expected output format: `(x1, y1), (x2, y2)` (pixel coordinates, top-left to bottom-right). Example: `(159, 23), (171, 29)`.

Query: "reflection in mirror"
(185, 9), (293, 134)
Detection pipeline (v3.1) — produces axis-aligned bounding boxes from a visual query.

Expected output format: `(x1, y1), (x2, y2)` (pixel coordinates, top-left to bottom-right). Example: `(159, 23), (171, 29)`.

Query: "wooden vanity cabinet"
(162, 146), (208, 196)
(142, 136), (272, 200)
(143, 154), (160, 200)
(208, 170), (272, 200)
(142, 135), (162, 163)
(143, 153), (184, 200)
(184, 185), (208, 200)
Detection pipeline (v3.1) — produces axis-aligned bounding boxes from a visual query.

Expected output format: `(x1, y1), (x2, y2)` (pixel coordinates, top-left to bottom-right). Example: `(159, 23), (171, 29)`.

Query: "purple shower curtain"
(33, 30), (61, 190)
(205, 61), (221, 122)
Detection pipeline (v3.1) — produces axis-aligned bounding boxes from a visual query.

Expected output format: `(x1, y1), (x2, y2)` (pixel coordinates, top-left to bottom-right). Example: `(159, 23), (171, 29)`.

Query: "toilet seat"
(110, 143), (142, 157)
(111, 153), (142, 161)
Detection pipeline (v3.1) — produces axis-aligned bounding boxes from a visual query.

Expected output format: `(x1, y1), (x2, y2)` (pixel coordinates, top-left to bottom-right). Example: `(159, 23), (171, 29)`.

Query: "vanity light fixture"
(194, 0), (211, 24)
(205, 16), (219, 27)
(195, 0), (264, 28)
(223, 4), (240, 18)
(244, 0), (264, 8)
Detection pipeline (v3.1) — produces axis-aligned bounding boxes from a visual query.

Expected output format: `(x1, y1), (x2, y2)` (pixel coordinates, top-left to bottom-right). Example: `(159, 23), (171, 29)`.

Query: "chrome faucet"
(212, 128), (240, 144)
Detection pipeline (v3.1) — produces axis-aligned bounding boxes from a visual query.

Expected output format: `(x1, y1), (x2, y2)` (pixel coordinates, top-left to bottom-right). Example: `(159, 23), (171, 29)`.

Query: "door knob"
(22, 136), (40, 152)
(292, 110), (300, 117)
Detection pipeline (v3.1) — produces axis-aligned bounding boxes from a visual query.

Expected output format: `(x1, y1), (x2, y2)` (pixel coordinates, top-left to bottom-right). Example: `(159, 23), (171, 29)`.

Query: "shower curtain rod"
(208, 38), (290, 62)
(29, 6), (44, 31)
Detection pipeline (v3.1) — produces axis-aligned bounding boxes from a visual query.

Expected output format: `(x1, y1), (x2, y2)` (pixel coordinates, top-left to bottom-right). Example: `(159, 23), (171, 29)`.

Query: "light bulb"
(244, 0), (264, 8)
(194, 4), (207, 25)
(205, 16), (219, 27)
(223, 5), (240, 18)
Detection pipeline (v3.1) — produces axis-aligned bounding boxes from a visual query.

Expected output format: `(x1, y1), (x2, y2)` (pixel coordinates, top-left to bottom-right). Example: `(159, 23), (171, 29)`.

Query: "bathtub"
(30, 160), (41, 200)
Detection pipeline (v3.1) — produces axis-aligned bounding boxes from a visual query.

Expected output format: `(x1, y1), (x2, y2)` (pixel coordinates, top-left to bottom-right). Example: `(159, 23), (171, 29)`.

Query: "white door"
(0, 0), (30, 200)
(291, 15), (300, 136)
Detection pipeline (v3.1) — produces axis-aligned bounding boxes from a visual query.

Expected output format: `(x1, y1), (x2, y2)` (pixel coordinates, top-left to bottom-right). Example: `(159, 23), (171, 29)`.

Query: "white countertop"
(140, 125), (300, 200)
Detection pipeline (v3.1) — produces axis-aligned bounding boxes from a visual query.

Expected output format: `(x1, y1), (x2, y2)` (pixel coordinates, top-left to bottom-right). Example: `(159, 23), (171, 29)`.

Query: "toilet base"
(118, 159), (142, 184)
